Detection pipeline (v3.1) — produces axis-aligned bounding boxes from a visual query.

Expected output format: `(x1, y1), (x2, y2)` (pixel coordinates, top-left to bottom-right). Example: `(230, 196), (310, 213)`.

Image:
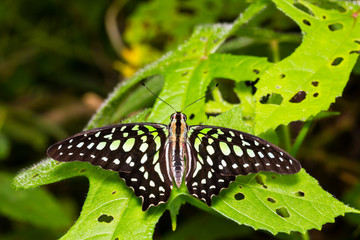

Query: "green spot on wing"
(199, 128), (212, 135)
(154, 136), (161, 151)
(145, 125), (157, 132)
(233, 145), (243, 157)
(219, 142), (231, 155)
(194, 137), (201, 151)
(96, 142), (106, 150)
(123, 138), (135, 152)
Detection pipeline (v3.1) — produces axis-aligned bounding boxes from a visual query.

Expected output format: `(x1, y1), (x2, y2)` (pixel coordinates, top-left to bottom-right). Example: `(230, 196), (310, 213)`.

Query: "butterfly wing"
(186, 125), (301, 205)
(47, 123), (172, 211)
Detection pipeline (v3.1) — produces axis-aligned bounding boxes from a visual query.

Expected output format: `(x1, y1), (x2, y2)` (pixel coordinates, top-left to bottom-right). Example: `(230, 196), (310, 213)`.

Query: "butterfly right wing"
(185, 125), (301, 206)
(47, 123), (173, 211)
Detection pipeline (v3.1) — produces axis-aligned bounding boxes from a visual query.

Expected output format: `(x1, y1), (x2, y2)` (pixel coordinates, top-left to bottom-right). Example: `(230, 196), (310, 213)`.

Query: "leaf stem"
(301, 231), (310, 240)
(270, 39), (280, 62)
(290, 120), (312, 157)
(280, 125), (292, 152)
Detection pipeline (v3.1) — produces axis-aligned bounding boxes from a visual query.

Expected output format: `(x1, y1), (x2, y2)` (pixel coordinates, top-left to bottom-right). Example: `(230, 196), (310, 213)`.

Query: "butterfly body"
(167, 112), (188, 188)
(47, 112), (301, 211)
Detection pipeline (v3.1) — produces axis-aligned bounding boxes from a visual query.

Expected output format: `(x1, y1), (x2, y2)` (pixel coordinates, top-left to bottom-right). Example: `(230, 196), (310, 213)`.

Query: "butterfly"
(47, 111), (301, 211)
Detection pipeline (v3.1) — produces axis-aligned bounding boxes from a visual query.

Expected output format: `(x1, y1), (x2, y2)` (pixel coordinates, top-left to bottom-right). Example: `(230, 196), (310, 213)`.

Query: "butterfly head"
(170, 112), (187, 122)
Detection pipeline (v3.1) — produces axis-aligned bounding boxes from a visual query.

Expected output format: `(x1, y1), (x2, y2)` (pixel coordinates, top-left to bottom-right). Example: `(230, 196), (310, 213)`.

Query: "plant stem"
(301, 231), (310, 240)
(290, 120), (312, 157)
(281, 125), (292, 152)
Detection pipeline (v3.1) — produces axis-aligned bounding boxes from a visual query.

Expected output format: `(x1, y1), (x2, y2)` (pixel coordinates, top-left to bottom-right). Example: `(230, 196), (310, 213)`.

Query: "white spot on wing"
(125, 156), (132, 164)
(206, 156), (213, 166)
(206, 145), (215, 155)
(247, 149), (255, 158)
(140, 154), (148, 164)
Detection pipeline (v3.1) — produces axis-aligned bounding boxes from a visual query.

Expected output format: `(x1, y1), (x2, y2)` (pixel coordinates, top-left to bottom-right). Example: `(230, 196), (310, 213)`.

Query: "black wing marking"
(186, 125), (301, 205)
(47, 123), (172, 211)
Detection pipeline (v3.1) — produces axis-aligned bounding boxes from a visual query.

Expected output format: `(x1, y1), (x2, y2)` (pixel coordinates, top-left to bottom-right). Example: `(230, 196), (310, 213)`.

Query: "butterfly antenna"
(141, 82), (177, 112)
(181, 83), (219, 112)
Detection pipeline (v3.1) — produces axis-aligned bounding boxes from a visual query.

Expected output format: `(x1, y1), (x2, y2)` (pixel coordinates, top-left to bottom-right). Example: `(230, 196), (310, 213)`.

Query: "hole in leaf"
(253, 69), (260, 74)
(289, 91), (306, 103)
(311, 81), (319, 87)
(317, 2), (346, 12)
(234, 193), (245, 201)
(260, 94), (270, 104)
(350, 50), (360, 54)
(303, 19), (311, 26)
(255, 174), (267, 189)
(355, 40), (360, 44)
(331, 57), (343, 66)
(217, 79), (240, 103)
(293, 3), (313, 16)
(313, 92), (319, 97)
(80, 169), (87, 173)
(295, 191), (305, 197)
(112, 191), (117, 194)
(244, 78), (259, 95)
(98, 214), (114, 223)
(328, 23), (343, 31)
(203, 70), (208, 74)
(239, 185), (243, 189)
(115, 238), (119, 240)
(31, 173), (39, 179)
(280, 73), (286, 79)
(260, 93), (283, 105)
(181, 72), (188, 76)
(276, 207), (290, 218)
(267, 197), (276, 203)
(189, 114), (195, 120)
(322, 15), (327, 19)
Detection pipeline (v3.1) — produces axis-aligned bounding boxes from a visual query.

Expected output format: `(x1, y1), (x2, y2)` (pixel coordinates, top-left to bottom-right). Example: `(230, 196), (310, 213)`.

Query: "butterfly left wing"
(47, 123), (173, 211)
(185, 125), (301, 206)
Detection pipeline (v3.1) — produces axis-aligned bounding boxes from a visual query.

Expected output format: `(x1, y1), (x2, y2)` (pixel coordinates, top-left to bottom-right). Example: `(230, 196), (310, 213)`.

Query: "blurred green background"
(1, 0), (360, 239)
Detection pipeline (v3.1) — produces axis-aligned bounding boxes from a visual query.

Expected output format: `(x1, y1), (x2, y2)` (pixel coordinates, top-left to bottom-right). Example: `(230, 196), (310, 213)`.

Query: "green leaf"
(0, 172), (71, 228)
(205, 106), (253, 134)
(210, 169), (359, 234)
(13, 159), (165, 240)
(252, 0), (360, 134)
